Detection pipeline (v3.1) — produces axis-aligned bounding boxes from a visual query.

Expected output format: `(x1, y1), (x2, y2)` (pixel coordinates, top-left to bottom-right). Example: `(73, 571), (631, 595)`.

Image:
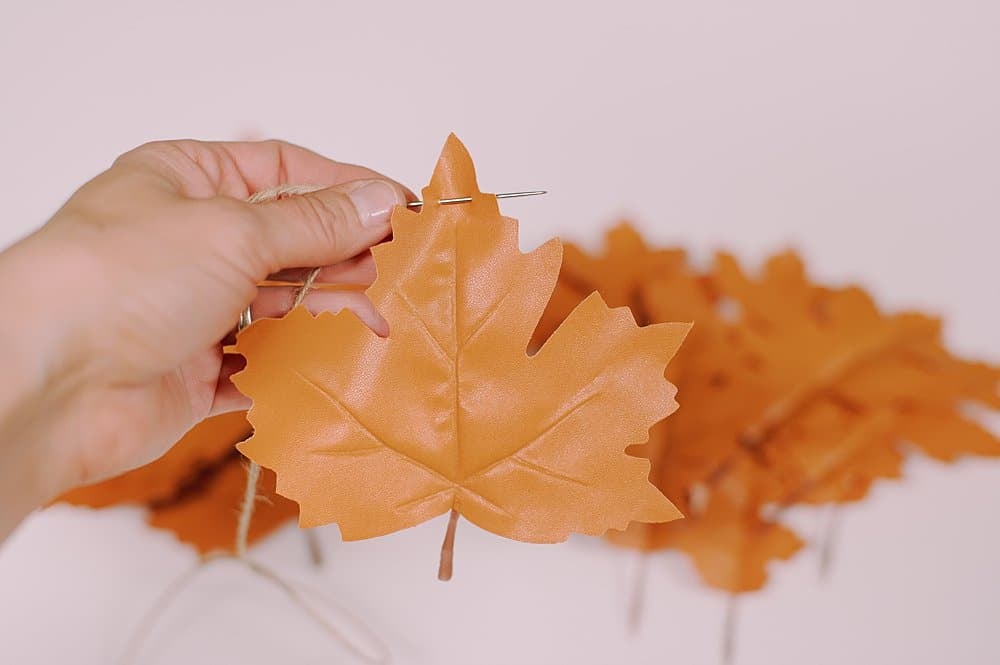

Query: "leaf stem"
(721, 594), (739, 665)
(438, 509), (460, 581)
(627, 552), (649, 632)
(304, 529), (325, 568)
(817, 505), (842, 581)
(739, 331), (898, 450)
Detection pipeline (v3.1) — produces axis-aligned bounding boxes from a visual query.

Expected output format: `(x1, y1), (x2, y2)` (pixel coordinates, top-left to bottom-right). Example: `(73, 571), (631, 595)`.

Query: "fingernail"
(349, 181), (399, 228)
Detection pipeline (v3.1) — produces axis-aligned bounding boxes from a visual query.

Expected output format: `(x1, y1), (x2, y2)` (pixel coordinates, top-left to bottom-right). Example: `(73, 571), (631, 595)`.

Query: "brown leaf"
(233, 136), (689, 544)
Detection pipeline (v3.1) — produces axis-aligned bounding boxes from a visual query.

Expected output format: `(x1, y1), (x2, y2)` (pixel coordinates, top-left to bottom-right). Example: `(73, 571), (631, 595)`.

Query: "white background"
(1, 1), (998, 663)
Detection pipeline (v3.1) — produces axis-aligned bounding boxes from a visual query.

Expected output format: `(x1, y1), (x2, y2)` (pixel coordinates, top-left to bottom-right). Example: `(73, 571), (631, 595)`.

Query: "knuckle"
(111, 140), (202, 179)
(115, 139), (179, 164)
(293, 193), (354, 251)
(200, 198), (267, 269)
(258, 138), (288, 152)
(261, 139), (291, 182)
(220, 201), (262, 249)
(125, 139), (170, 157)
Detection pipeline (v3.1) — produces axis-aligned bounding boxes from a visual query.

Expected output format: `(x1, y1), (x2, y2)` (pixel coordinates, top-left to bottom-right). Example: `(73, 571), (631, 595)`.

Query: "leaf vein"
(313, 445), (383, 458)
(459, 280), (519, 351)
(394, 486), (455, 512)
(294, 370), (451, 485)
(458, 488), (515, 519)
(394, 288), (454, 365)
(510, 454), (591, 487)
(468, 379), (603, 480)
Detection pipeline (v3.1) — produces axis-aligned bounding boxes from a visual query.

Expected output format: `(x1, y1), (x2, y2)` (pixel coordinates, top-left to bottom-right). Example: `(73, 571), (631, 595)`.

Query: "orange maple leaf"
(538, 228), (756, 510)
(536, 227), (752, 502)
(658, 459), (803, 593)
(752, 401), (902, 505)
(637, 264), (763, 501)
(233, 136), (689, 566)
(555, 234), (800, 591)
(58, 412), (249, 508)
(58, 413), (296, 553)
(546, 229), (998, 597)
(712, 252), (1000, 482)
(149, 457), (298, 554)
(530, 224), (686, 347)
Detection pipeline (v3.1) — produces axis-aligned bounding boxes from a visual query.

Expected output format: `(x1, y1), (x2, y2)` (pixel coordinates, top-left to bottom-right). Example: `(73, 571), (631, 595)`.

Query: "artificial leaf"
(550, 243), (787, 589)
(149, 456), (298, 554)
(659, 460), (803, 593)
(58, 412), (250, 507)
(712, 252), (1000, 478)
(544, 230), (998, 595)
(835, 340), (1000, 462)
(547, 231), (762, 560)
(754, 401), (903, 505)
(58, 412), (296, 552)
(637, 270), (768, 501)
(234, 135), (689, 546)
(531, 224), (685, 346)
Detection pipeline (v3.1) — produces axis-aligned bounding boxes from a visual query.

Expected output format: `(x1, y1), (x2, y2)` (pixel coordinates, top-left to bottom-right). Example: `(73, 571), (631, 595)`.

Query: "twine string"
(119, 554), (389, 665)
(234, 248), (321, 557)
(234, 460), (261, 560)
(120, 185), (388, 664)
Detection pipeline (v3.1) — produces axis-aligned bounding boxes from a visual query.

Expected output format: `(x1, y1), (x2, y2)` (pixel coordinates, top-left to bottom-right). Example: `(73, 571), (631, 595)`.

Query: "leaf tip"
(640, 490), (685, 525)
(427, 133), (480, 200)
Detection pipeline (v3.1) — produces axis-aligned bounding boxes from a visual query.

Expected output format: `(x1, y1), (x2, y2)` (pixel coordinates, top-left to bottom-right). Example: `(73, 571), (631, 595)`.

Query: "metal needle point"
(406, 190), (547, 208)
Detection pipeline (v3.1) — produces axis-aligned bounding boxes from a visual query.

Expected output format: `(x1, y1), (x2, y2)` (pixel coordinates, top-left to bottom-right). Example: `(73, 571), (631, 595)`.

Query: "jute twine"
(119, 185), (389, 664)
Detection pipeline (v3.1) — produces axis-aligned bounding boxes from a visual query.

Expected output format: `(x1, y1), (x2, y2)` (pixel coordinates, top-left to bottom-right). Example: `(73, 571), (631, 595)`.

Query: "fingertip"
(340, 178), (410, 229)
(211, 384), (251, 416)
(211, 355), (251, 415)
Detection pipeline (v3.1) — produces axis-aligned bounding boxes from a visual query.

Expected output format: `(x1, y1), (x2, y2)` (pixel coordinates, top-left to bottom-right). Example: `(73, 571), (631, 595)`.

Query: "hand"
(0, 139), (411, 536)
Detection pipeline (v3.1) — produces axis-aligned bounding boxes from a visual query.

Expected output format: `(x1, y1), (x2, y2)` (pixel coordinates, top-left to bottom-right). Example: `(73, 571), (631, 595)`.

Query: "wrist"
(0, 249), (53, 535)
(0, 230), (100, 527)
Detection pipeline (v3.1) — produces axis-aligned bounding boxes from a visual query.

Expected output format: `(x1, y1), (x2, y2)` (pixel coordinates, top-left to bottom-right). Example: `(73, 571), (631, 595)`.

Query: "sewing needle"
(406, 190), (547, 208)
(251, 190), (548, 292)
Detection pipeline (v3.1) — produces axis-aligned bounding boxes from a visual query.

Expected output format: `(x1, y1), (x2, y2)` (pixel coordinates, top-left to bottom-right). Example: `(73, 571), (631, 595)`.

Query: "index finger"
(217, 140), (405, 194)
(131, 139), (416, 201)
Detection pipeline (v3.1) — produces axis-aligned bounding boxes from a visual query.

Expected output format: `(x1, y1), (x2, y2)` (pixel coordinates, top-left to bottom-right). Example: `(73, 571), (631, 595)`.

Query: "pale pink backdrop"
(1, 1), (998, 663)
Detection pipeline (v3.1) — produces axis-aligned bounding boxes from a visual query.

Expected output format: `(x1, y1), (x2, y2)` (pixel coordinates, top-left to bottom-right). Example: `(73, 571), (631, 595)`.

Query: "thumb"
(249, 178), (409, 269)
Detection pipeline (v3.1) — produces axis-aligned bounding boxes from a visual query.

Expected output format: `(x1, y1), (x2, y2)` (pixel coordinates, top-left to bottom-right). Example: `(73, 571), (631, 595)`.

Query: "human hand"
(0, 139), (411, 532)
